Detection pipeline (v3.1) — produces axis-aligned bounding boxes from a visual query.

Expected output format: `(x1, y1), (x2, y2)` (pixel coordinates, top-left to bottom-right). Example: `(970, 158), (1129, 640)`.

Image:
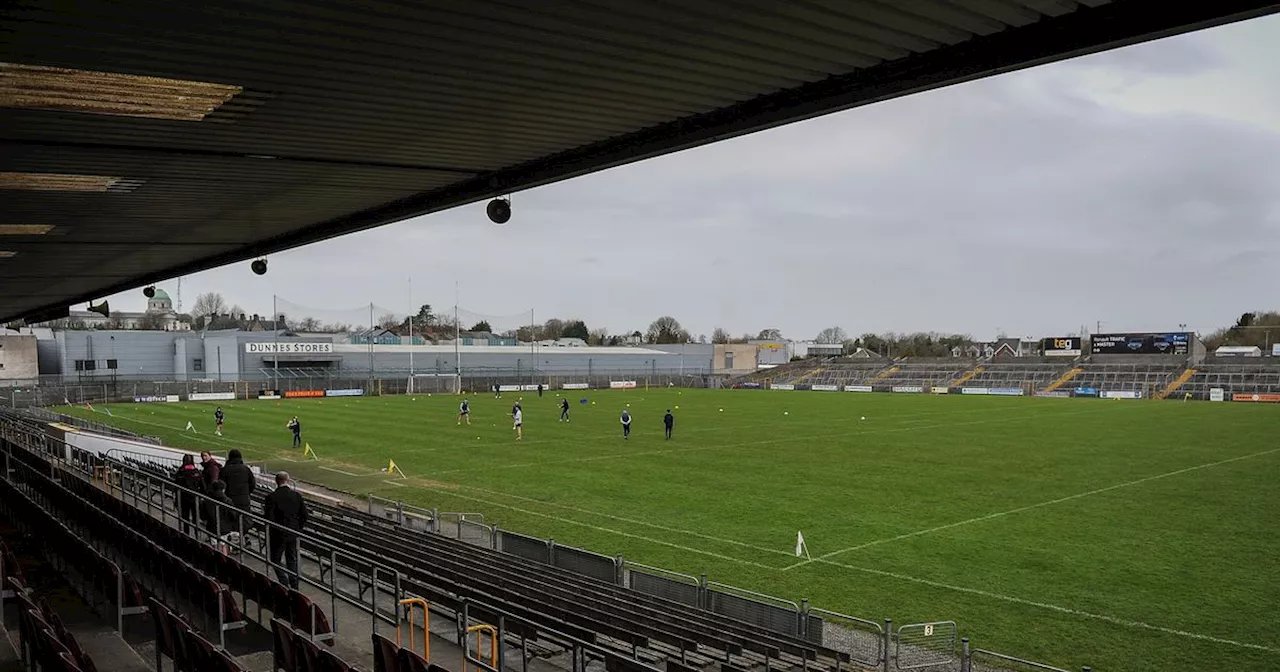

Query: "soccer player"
(286, 416), (302, 448)
(214, 406), (225, 436)
(620, 409), (631, 440)
(664, 409), (674, 440)
(537, 383), (544, 398)
(492, 384), (501, 399)
(457, 398), (471, 425)
(512, 405), (523, 440)
(512, 399), (521, 418)
(559, 397), (570, 422)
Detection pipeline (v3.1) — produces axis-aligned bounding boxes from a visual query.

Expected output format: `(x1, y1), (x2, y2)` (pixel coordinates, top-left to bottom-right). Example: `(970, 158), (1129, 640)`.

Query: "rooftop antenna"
(176, 277), (183, 313)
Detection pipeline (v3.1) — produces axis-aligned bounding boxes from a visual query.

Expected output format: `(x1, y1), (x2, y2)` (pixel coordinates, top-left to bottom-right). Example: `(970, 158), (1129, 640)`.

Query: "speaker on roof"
(86, 301), (110, 317)
(143, 286), (156, 298)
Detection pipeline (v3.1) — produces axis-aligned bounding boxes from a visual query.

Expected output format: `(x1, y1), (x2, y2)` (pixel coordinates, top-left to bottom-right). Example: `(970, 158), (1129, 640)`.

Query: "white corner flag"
(185, 421), (197, 433)
(795, 531), (811, 560)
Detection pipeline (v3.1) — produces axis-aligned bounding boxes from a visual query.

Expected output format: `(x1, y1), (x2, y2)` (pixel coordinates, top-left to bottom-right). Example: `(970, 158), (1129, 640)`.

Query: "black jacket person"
(263, 471), (308, 589)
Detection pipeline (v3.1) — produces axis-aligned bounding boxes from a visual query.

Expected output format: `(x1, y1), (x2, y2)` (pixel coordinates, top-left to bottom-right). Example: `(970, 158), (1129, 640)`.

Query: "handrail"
(398, 597), (430, 660)
(464, 623), (498, 672)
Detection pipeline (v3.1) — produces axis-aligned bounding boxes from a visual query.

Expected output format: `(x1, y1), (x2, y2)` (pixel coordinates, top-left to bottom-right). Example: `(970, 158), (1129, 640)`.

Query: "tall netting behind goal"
(273, 296), (400, 335)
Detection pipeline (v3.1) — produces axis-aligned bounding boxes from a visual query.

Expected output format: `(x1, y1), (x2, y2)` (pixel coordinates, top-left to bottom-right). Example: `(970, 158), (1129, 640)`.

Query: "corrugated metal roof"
(2, 0), (1279, 322)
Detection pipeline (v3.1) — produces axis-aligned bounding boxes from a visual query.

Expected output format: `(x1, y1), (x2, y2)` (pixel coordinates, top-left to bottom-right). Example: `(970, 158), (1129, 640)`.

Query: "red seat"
(294, 631), (323, 672)
(317, 649), (355, 672)
(397, 648), (431, 672)
(372, 633), (402, 672)
(292, 591), (332, 639)
(272, 618), (297, 672)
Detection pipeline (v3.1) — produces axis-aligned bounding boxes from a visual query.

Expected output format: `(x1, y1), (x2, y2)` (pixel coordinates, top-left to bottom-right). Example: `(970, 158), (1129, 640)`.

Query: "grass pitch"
(56, 389), (1280, 671)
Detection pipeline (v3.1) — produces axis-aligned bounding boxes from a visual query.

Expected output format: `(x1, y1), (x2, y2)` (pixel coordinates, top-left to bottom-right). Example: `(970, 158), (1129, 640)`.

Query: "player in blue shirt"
(457, 399), (470, 426)
(620, 409), (631, 439)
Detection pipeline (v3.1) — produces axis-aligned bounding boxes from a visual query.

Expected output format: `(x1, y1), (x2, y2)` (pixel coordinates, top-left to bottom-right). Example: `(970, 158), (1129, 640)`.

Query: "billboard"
(1232, 393), (1280, 403)
(1090, 333), (1189, 356)
(1042, 337), (1081, 357)
(189, 391), (236, 402)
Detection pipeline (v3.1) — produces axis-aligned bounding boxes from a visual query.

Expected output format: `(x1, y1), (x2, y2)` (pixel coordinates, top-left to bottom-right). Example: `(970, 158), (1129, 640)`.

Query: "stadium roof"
(3, 0), (1278, 324)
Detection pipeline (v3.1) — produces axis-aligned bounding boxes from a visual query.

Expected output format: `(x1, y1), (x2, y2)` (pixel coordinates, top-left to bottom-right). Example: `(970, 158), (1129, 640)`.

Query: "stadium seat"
(272, 618), (297, 672)
(397, 647), (431, 672)
(294, 630), (324, 671)
(372, 633), (402, 672)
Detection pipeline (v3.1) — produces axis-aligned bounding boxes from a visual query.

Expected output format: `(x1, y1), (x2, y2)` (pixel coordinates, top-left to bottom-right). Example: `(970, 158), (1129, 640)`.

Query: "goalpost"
(407, 373), (461, 395)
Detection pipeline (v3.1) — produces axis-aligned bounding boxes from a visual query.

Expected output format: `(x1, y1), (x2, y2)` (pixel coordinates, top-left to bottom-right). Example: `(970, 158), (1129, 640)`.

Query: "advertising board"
(931, 386), (949, 394)
(1074, 387), (1099, 397)
(133, 396), (167, 403)
(1231, 393), (1280, 403)
(244, 342), (334, 355)
(325, 388), (365, 397)
(1101, 390), (1142, 399)
(1034, 391), (1070, 398)
(844, 385), (873, 392)
(498, 385), (524, 392)
(811, 384), (839, 392)
(166, 395), (180, 403)
(189, 392), (236, 402)
(257, 390), (281, 400)
(772, 384), (795, 391)
(561, 383), (590, 390)
(1090, 333), (1189, 355)
(284, 390), (324, 399)
(1209, 388), (1225, 402)
(609, 381), (637, 390)
(989, 388), (1024, 396)
(1042, 337), (1082, 357)
(892, 386), (923, 393)
(961, 387), (989, 395)
(1274, 344), (1280, 357)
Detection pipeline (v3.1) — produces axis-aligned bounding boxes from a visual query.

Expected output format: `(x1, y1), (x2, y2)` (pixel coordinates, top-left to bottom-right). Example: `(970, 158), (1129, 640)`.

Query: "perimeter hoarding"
(1042, 337), (1081, 357)
(1091, 333), (1189, 355)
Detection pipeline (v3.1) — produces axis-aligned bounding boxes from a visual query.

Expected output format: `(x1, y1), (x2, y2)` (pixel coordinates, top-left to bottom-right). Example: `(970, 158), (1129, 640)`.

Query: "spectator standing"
(263, 471), (307, 588)
(220, 449), (256, 512)
(173, 454), (203, 535)
(200, 451), (222, 490)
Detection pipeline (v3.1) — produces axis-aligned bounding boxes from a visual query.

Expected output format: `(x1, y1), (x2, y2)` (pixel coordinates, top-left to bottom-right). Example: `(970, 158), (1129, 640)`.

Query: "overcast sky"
(107, 15), (1280, 342)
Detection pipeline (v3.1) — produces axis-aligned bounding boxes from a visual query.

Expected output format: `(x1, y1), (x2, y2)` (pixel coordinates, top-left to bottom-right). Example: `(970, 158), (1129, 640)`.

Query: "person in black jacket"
(263, 471), (307, 589)
(219, 449), (256, 511)
(202, 480), (239, 547)
(173, 454), (203, 535)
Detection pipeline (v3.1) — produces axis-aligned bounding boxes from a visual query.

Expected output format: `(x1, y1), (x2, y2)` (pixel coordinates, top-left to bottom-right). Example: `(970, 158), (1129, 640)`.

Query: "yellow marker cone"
(302, 443), (318, 460)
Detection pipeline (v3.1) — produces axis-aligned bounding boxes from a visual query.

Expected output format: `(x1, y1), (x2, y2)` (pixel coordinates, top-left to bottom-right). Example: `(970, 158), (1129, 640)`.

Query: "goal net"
(407, 373), (461, 395)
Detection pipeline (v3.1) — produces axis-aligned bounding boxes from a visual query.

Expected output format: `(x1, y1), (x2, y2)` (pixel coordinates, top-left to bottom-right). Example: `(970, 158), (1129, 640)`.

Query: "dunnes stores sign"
(244, 342), (334, 355)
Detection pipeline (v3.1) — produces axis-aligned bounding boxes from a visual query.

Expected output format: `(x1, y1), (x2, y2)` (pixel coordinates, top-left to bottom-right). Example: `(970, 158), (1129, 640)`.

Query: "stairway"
(1042, 366), (1083, 393)
(1158, 369), (1197, 399)
(869, 365), (900, 383)
(950, 366), (984, 387)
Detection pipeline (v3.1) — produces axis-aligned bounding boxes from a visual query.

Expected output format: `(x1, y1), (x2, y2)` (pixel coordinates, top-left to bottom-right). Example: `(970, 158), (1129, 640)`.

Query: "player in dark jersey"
(457, 398), (471, 426)
(214, 407), (225, 436)
(620, 409), (631, 439)
(559, 397), (570, 422)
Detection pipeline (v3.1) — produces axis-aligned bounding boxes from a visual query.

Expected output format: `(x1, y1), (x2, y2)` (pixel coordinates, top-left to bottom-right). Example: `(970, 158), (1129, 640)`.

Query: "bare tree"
(646, 316), (685, 344)
(711, 327), (730, 344)
(816, 326), (848, 344)
(588, 327), (609, 346)
(137, 312), (167, 330)
(378, 314), (401, 330)
(698, 334), (708, 344)
(190, 292), (227, 318)
(541, 318), (566, 340)
(757, 328), (783, 340)
(297, 317), (321, 332)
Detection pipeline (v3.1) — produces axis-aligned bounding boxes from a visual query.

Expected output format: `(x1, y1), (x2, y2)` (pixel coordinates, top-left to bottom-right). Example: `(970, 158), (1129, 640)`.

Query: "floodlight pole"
(454, 285), (461, 392)
(408, 277), (414, 385)
(273, 294), (279, 386)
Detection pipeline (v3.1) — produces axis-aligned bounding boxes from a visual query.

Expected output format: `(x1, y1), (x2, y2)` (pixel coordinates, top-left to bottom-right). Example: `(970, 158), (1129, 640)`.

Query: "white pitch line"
(415, 480), (1280, 654)
(783, 445), (1280, 571)
(813, 559), (1280, 654)
(415, 485), (782, 570)
(429, 405), (1125, 476)
(319, 465), (368, 477)
(381, 480), (407, 487)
